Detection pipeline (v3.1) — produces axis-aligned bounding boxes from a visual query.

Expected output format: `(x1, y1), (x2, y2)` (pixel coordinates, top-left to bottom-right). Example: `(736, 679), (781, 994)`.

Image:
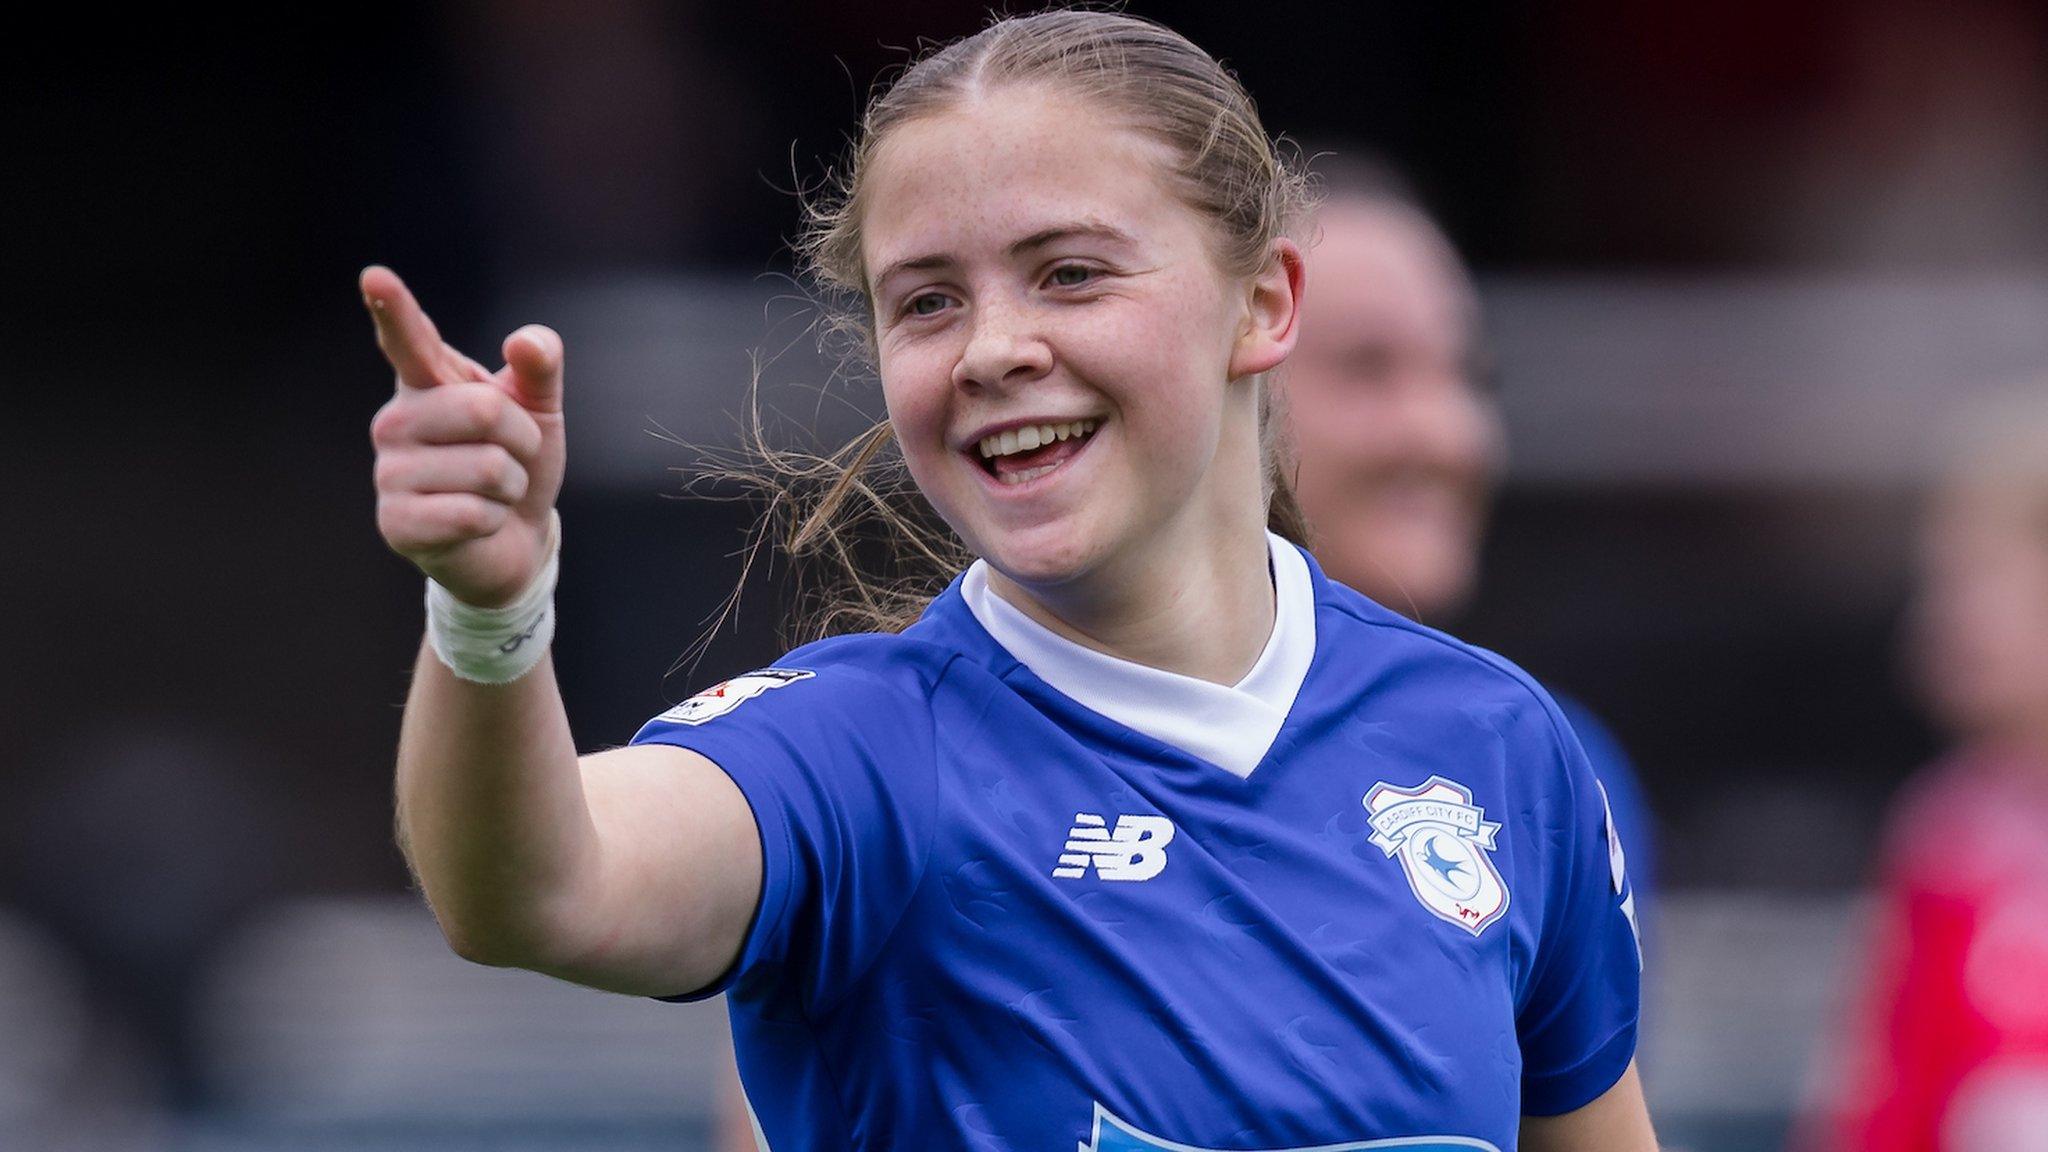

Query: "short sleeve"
(1515, 706), (1643, 1116)
(629, 649), (939, 1012)
(1553, 696), (1656, 952)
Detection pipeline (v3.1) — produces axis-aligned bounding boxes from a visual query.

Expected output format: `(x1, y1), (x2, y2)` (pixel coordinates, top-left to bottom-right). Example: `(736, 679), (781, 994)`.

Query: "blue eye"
(907, 293), (949, 317)
(1048, 265), (1094, 287)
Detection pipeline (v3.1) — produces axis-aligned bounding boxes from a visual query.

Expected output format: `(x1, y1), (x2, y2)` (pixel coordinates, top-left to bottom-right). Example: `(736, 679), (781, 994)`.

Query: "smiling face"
(1279, 199), (1504, 619)
(860, 89), (1270, 595)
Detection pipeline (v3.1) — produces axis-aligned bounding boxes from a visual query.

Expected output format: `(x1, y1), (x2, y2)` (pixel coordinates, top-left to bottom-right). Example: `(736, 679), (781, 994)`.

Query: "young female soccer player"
(361, 12), (1654, 1150)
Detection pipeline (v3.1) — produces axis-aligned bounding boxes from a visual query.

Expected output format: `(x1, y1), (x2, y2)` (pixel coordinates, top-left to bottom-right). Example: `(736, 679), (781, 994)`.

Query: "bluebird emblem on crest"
(1363, 776), (1510, 936)
(1420, 836), (1470, 883)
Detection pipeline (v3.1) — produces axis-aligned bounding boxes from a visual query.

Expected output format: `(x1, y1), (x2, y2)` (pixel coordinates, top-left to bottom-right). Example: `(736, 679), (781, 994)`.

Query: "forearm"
(395, 637), (598, 968)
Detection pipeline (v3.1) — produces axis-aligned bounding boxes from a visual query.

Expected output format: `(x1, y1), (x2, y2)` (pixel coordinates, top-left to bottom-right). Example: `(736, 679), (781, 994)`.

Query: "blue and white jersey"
(632, 535), (1640, 1152)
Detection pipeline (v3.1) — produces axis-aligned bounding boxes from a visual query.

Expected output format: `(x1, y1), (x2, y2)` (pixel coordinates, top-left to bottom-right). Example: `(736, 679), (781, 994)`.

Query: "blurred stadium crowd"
(5, 1), (2047, 1149)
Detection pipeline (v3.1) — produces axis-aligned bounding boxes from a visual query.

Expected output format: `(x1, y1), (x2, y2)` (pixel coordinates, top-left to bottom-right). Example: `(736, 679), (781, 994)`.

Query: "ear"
(1229, 238), (1305, 380)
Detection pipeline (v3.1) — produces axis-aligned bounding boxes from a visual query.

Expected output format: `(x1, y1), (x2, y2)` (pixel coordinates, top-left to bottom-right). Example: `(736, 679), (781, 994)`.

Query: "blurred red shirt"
(1823, 746), (2048, 1151)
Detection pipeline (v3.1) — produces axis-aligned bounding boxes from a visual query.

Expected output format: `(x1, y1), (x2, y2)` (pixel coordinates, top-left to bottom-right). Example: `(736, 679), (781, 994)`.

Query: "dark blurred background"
(5, 1), (2045, 1148)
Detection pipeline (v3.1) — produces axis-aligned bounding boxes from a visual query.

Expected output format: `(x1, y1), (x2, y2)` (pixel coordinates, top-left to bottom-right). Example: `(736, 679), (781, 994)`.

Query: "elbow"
(397, 849), (533, 969)
(426, 902), (513, 967)
(434, 912), (552, 970)
(439, 921), (513, 968)
(423, 888), (590, 973)
(417, 890), (560, 970)
(396, 829), (581, 971)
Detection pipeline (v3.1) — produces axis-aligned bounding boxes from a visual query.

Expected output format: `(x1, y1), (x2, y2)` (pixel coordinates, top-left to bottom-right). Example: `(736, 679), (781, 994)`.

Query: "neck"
(986, 534), (1274, 686)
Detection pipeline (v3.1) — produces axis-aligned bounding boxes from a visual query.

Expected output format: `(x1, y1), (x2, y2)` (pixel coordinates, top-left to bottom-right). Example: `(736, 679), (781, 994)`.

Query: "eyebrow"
(1008, 221), (1137, 255)
(871, 221), (1139, 294)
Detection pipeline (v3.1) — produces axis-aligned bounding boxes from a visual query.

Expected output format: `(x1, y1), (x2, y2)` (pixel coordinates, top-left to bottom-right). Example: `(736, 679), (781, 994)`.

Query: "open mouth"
(973, 419), (1100, 486)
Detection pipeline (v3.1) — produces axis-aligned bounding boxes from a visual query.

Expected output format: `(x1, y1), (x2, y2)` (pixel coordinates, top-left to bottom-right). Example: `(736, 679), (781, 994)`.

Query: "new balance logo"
(1052, 813), (1176, 881)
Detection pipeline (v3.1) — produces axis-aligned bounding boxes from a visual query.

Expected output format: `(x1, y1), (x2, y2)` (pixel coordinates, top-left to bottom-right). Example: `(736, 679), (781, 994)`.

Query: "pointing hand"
(363, 266), (568, 608)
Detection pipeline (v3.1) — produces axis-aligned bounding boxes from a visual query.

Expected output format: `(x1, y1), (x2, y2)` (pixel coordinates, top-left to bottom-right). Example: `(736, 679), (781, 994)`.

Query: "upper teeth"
(978, 420), (1098, 459)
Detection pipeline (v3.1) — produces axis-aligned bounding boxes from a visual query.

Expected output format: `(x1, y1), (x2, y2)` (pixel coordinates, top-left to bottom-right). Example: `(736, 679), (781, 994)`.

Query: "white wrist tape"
(424, 512), (561, 685)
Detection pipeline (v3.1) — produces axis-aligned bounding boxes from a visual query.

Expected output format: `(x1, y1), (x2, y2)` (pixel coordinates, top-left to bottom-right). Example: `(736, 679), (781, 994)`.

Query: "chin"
(980, 530), (1100, 590)
(970, 502), (1137, 591)
(1380, 530), (1477, 616)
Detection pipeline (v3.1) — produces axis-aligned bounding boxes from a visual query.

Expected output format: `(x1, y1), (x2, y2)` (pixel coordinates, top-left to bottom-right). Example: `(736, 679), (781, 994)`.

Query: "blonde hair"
(728, 9), (1316, 646)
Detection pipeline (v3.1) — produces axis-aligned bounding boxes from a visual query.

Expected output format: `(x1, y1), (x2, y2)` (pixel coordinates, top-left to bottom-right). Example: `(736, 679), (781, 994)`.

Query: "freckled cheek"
(878, 345), (946, 430)
(878, 364), (963, 496)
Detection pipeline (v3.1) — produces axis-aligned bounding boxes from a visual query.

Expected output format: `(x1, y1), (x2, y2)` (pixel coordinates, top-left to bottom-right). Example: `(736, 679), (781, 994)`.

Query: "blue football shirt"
(632, 539), (1640, 1152)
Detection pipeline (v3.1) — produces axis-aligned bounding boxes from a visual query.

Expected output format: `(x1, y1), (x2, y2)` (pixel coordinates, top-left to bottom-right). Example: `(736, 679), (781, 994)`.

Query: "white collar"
(960, 533), (1317, 778)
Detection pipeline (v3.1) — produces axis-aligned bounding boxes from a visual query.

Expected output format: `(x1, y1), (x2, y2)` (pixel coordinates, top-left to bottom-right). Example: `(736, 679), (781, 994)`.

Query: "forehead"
(1301, 201), (1474, 342)
(859, 91), (1193, 276)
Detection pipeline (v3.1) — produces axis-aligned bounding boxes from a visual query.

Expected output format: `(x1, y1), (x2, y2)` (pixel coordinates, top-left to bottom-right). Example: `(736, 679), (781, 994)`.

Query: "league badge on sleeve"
(1364, 776), (1509, 936)
(656, 668), (814, 726)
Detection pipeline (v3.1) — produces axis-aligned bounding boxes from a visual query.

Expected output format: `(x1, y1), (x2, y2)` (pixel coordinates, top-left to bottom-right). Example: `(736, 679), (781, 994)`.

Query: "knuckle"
(484, 446), (522, 491)
(463, 389), (502, 432)
(445, 498), (494, 538)
(501, 463), (530, 502)
(517, 412), (546, 454)
(474, 505), (509, 537)
(369, 402), (406, 446)
(375, 499), (418, 549)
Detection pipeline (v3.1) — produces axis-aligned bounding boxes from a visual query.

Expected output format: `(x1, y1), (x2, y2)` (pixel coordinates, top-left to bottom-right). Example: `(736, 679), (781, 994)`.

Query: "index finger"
(360, 266), (474, 390)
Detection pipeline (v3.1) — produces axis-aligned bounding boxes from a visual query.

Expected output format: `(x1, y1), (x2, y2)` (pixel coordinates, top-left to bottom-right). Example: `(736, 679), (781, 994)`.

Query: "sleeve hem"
(1520, 1018), (1637, 1117)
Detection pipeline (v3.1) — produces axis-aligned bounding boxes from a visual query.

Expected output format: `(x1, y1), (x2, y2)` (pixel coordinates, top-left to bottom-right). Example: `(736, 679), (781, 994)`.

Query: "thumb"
(500, 324), (565, 414)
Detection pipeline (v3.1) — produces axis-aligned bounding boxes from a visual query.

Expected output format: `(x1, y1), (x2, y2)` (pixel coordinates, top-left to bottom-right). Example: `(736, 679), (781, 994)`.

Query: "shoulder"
(777, 630), (965, 700)
(1314, 567), (1583, 762)
(640, 631), (962, 738)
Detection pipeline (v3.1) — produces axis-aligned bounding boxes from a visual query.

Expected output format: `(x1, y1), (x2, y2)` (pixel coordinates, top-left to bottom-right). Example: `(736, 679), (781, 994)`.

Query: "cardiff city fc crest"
(1363, 776), (1509, 936)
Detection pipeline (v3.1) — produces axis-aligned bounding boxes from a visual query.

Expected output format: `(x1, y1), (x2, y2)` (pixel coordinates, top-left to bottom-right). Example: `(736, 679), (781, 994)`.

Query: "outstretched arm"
(365, 267), (760, 997)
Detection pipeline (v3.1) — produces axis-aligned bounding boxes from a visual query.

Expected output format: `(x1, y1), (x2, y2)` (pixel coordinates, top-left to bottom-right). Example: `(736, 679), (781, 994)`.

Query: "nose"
(1403, 372), (1505, 478)
(951, 297), (1052, 393)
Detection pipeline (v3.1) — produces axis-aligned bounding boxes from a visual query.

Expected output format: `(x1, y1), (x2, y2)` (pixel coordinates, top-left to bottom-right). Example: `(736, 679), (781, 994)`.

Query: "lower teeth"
(1000, 463), (1059, 485)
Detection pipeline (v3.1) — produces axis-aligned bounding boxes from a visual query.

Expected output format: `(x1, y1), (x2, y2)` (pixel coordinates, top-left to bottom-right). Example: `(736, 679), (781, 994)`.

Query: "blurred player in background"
(1277, 150), (1658, 944)
(1806, 393), (2048, 1152)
